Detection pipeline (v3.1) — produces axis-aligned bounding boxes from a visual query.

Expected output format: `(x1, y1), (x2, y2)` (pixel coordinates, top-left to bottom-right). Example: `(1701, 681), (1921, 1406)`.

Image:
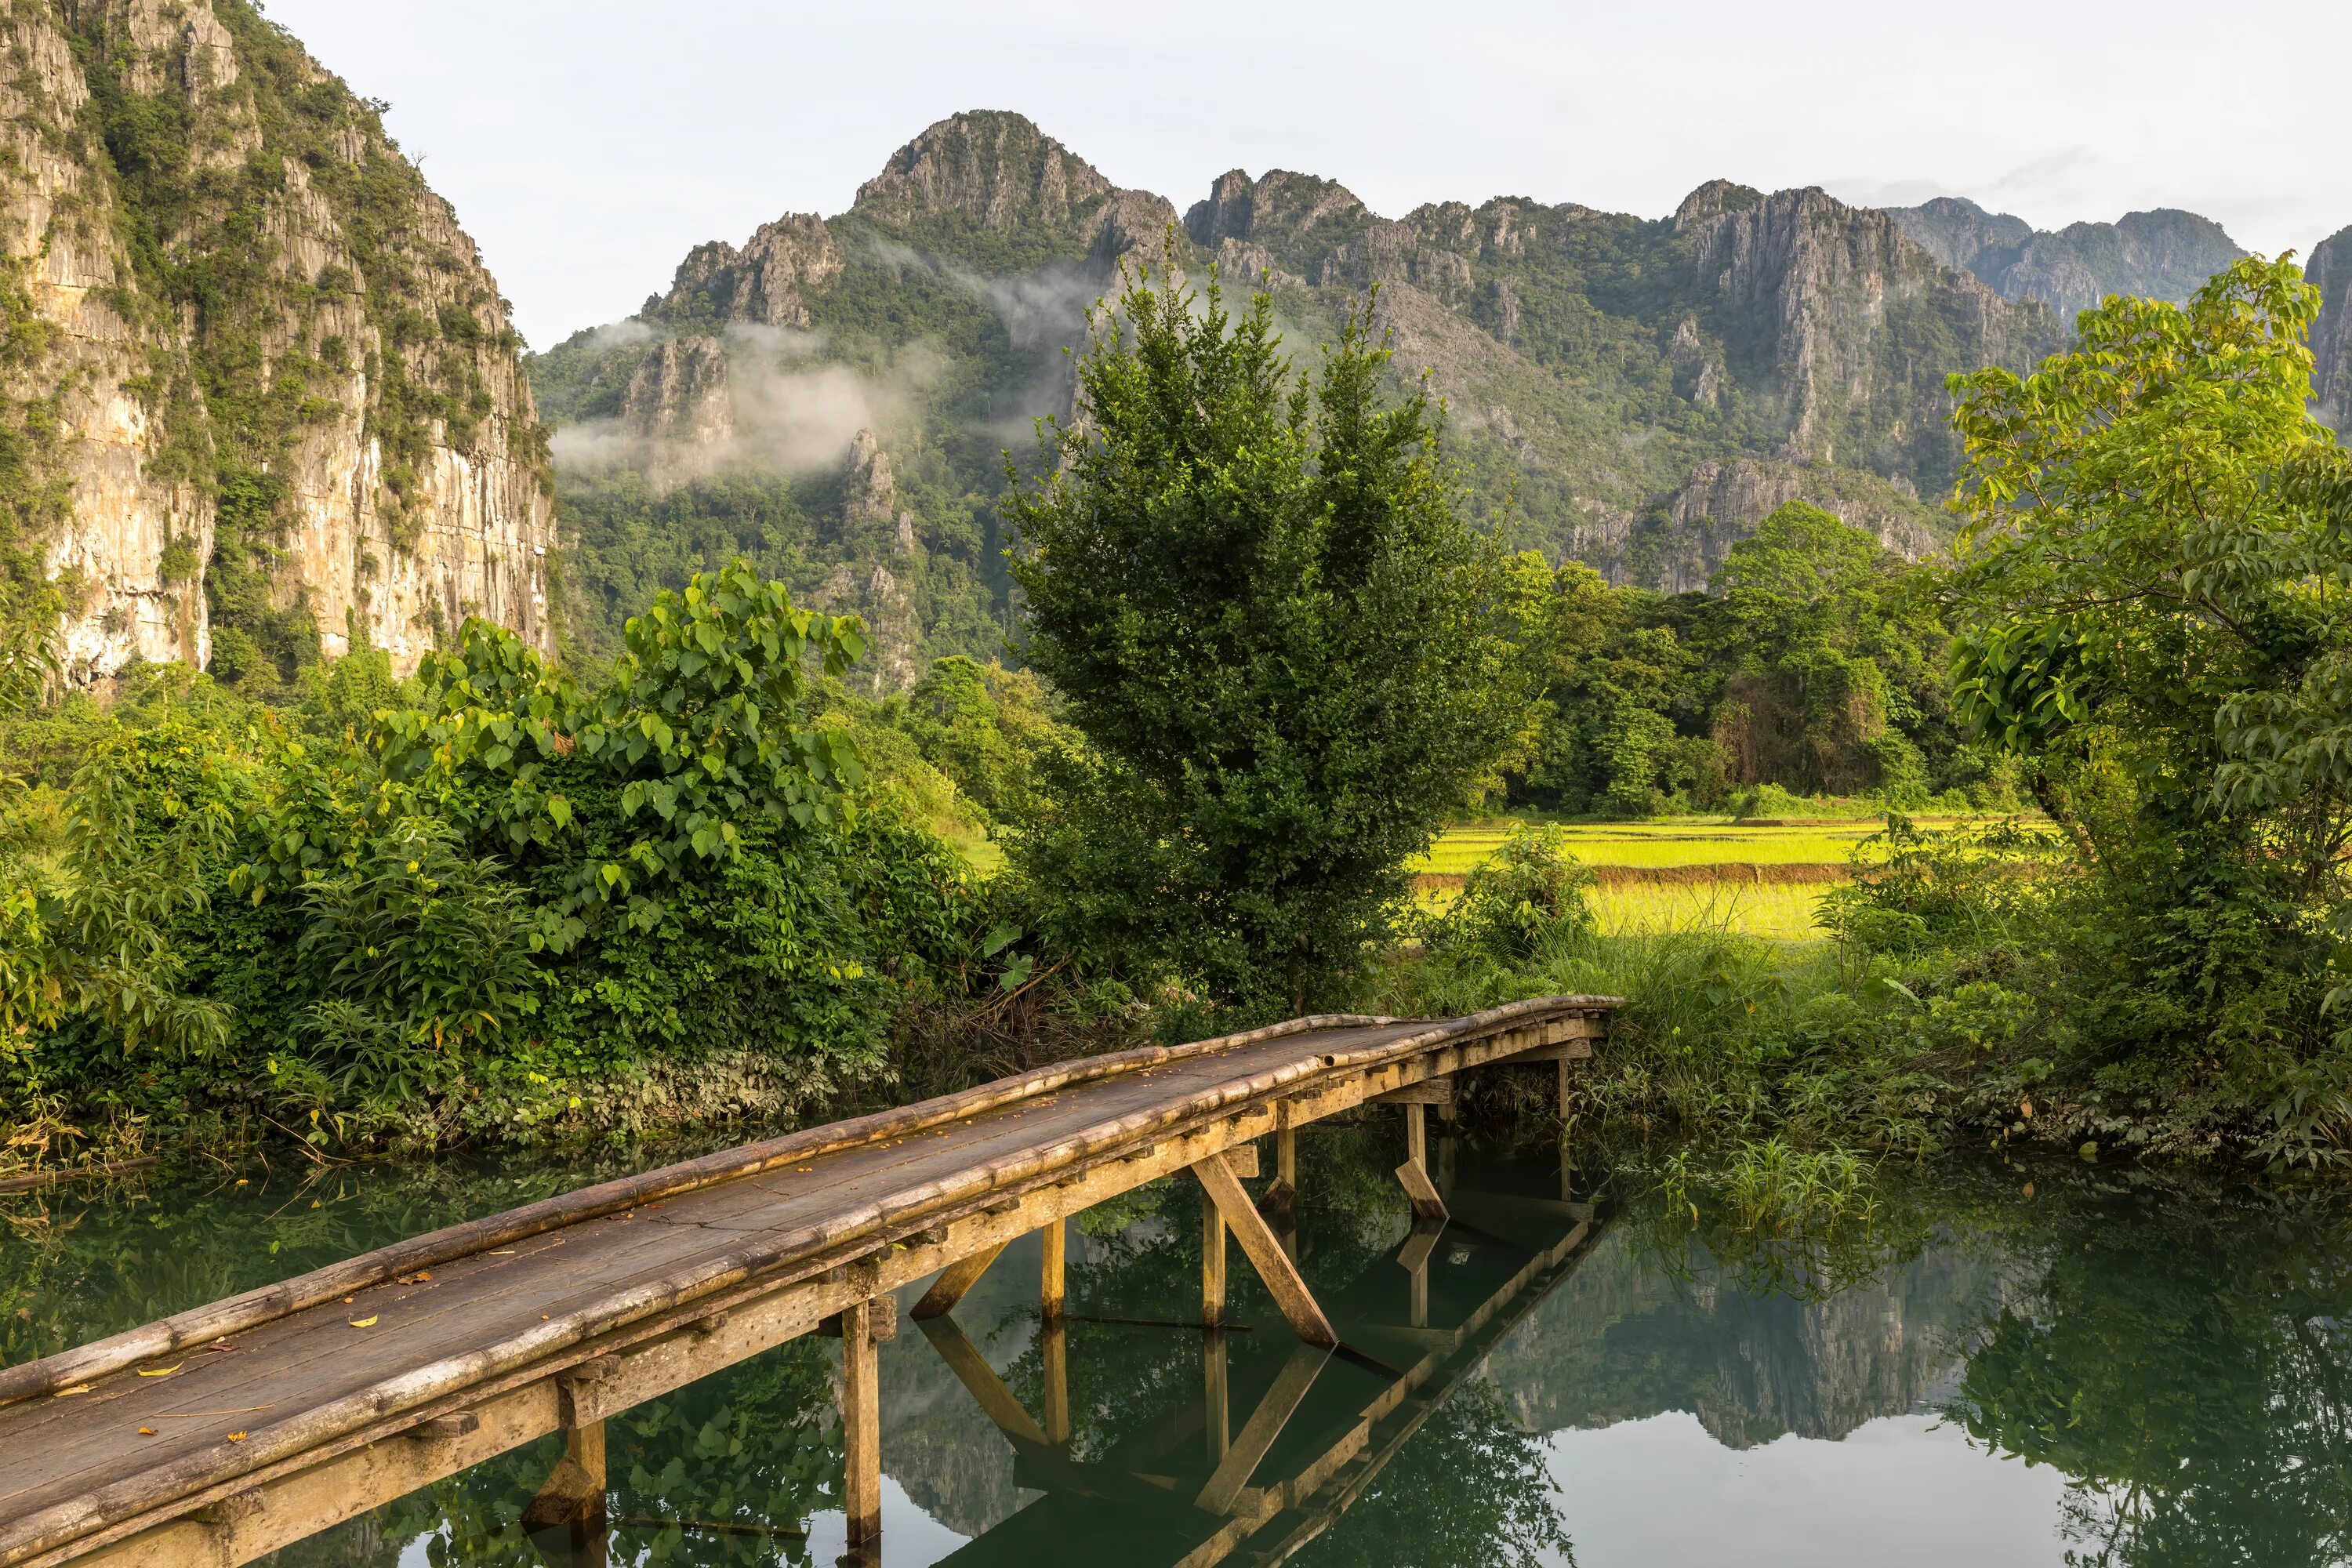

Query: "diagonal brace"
(912, 1239), (1009, 1320)
(1191, 1152), (1337, 1347)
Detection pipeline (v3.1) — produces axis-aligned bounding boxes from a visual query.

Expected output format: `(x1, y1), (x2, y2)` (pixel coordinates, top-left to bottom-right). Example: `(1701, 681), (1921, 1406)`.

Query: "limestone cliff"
(0, 0), (553, 688)
(2309, 225), (2352, 434)
(1886, 196), (2246, 323)
(536, 111), (2085, 664)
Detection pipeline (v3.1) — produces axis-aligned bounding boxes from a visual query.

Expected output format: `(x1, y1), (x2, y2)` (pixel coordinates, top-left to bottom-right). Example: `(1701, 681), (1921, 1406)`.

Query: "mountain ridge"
(534, 110), (2084, 677)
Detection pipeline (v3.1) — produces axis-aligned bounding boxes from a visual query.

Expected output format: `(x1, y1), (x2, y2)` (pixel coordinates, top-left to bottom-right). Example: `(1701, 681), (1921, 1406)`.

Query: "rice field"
(1592, 881), (1833, 942)
(1410, 816), (1883, 874)
(1414, 814), (1896, 941)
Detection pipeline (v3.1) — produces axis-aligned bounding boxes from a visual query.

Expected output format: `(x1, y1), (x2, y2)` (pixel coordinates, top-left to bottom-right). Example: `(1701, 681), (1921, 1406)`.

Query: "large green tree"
(1005, 267), (1523, 1009)
(1946, 256), (2352, 1119)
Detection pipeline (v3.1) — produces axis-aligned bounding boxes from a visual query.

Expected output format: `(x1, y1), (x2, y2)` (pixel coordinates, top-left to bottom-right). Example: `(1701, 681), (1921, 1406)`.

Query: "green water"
(4, 1128), (2350, 1567)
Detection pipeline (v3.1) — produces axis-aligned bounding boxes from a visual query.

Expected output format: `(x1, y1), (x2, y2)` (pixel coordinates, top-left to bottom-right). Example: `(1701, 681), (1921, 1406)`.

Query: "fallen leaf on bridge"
(136, 1365), (181, 1377)
(348, 1316), (379, 1328)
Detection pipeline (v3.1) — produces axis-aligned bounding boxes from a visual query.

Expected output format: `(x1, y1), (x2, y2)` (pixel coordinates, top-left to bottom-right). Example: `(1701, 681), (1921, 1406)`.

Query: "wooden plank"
(1395, 1160), (1447, 1225)
(1371, 1077), (1454, 1109)
(1040, 1219), (1065, 1326)
(1195, 1345), (1328, 1514)
(841, 1300), (880, 1548)
(1396, 1102), (1447, 1223)
(520, 1419), (605, 1535)
(1203, 1190), (1227, 1329)
(1191, 1153), (1337, 1348)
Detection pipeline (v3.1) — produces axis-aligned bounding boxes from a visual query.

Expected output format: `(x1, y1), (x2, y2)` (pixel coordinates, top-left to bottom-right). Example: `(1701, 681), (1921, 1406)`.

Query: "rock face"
(649, 215), (843, 329)
(0, 0), (553, 687)
(1675, 182), (2053, 482)
(2309, 226), (2352, 434)
(1886, 196), (2246, 323)
(538, 111), (2099, 666)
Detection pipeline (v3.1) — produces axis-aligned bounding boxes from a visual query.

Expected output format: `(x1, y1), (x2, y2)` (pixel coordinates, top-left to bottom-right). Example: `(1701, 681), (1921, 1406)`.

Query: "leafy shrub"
(1427, 824), (1596, 966)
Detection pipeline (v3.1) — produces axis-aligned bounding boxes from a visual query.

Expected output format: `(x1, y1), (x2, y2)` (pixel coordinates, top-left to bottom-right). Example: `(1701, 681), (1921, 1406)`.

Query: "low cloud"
(551, 321), (938, 489)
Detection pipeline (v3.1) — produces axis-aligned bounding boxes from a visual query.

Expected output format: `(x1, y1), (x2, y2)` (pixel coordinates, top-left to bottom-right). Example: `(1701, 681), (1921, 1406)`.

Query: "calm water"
(5, 1127), (2350, 1566)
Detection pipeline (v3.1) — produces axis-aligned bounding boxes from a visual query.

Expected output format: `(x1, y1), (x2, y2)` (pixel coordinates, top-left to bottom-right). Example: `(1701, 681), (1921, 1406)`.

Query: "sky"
(260, 0), (2352, 350)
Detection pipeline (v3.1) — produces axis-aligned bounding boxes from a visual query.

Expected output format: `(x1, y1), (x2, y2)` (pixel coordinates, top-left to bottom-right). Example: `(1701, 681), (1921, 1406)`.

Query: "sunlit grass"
(1592, 882), (1831, 942)
(1414, 816), (1878, 874)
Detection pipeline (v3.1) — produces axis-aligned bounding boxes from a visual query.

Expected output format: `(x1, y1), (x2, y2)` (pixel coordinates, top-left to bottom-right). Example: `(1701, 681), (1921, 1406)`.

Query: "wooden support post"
(1396, 1223), (1442, 1330)
(1559, 1057), (1576, 1202)
(1040, 1215), (1065, 1325)
(912, 1238), (1007, 1320)
(1278, 1124), (1298, 1191)
(1395, 1102), (1448, 1224)
(521, 1417), (607, 1568)
(1192, 1150), (1338, 1347)
(1195, 1344), (1329, 1514)
(1203, 1329), (1229, 1465)
(841, 1298), (881, 1551)
(1042, 1313), (1070, 1446)
(1203, 1185), (1227, 1328)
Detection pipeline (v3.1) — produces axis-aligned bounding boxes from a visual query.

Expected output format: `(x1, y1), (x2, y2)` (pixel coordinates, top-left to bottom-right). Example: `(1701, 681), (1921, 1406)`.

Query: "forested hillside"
(531, 111), (2073, 679)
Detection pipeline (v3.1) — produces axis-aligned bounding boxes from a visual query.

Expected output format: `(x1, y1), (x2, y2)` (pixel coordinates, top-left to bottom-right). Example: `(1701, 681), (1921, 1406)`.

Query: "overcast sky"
(260, 0), (2352, 350)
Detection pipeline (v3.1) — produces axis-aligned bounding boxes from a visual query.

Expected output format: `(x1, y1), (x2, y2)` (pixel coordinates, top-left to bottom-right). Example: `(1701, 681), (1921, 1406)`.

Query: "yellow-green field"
(1592, 881), (1832, 941)
(1413, 815), (1901, 941)
(1410, 817), (1881, 874)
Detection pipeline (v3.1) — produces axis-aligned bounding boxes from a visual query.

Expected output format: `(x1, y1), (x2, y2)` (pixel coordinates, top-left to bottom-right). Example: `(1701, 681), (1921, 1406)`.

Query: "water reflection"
(7, 1134), (2352, 1566)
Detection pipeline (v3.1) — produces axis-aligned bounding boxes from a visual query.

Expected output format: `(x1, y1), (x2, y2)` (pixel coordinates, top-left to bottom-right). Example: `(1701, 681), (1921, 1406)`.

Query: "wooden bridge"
(0, 995), (1613, 1566)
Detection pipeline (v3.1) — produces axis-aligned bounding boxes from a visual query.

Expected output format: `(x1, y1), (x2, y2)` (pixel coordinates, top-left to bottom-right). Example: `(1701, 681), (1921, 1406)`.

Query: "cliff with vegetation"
(1886, 196), (2246, 322)
(2309, 224), (2352, 433)
(0, 0), (553, 692)
(533, 111), (2072, 677)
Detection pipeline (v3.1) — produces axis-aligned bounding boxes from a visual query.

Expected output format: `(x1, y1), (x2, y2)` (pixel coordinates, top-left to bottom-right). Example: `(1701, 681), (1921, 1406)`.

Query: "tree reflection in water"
(10, 1139), (2347, 1567)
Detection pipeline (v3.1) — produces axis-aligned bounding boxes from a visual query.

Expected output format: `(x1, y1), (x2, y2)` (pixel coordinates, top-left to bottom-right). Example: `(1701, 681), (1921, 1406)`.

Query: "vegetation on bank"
(5, 255), (2352, 1174)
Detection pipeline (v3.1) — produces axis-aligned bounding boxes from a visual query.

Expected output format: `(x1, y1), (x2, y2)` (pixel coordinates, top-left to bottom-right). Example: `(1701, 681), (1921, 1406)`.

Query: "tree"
(1006, 265), (1524, 1010)
(1690, 503), (1952, 799)
(1946, 256), (2352, 1106)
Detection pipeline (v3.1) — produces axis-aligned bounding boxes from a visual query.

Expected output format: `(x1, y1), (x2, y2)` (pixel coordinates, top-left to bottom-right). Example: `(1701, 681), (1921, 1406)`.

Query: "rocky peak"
(851, 110), (1112, 236)
(1673, 179), (1769, 228)
(1184, 169), (1368, 249)
(651, 213), (842, 328)
(1089, 189), (1181, 269)
(1675, 181), (2056, 475)
(6, 0), (552, 684)
(1886, 196), (2033, 276)
(2310, 225), (2352, 434)
(1885, 198), (2245, 321)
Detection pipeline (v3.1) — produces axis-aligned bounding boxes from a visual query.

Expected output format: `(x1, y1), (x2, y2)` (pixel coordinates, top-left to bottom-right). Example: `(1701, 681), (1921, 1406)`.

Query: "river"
(2, 1123), (2346, 1566)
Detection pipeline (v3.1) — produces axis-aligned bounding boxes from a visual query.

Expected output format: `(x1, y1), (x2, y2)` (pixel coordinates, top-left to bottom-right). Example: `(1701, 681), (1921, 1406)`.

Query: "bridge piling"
(841, 1298), (882, 1552)
(520, 1417), (607, 1568)
(1202, 1189), (1227, 1327)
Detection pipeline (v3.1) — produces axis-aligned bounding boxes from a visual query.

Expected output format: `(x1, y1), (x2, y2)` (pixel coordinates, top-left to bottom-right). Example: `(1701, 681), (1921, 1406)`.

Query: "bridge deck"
(0, 996), (1613, 1567)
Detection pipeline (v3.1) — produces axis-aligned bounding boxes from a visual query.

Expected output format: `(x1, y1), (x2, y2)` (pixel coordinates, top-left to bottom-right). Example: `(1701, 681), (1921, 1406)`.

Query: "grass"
(1413, 815), (1879, 874)
(1593, 882), (1830, 942)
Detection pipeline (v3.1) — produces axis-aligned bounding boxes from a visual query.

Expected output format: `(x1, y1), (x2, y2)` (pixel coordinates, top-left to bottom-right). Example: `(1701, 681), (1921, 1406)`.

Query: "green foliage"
(1427, 824), (1598, 967)
(1944, 256), (2352, 1147)
(1006, 265), (1526, 1009)
(1506, 505), (1970, 816)
(1, 568), (1007, 1156)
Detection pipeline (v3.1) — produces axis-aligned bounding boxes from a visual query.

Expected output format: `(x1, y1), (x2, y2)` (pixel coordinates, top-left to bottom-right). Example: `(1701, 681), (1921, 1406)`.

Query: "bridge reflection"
(909, 1188), (1595, 1568)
